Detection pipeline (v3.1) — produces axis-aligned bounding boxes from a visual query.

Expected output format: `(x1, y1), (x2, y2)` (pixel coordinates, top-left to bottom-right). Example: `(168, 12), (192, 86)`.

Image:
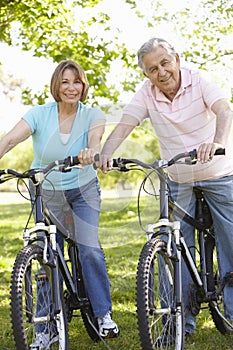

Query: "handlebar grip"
(93, 153), (100, 170)
(64, 156), (79, 166)
(214, 148), (225, 155)
(112, 159), (119, 167)
(94, 154), (99, 162)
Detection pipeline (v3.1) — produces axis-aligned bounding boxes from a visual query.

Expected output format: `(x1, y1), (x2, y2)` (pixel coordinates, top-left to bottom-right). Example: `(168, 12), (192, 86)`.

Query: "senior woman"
(0, 60), (119, 348)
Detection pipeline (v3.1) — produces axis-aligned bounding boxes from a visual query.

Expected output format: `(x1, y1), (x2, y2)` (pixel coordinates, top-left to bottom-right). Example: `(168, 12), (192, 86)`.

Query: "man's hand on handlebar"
(197, 142), (225, 163)
(96, 154), (113, 174)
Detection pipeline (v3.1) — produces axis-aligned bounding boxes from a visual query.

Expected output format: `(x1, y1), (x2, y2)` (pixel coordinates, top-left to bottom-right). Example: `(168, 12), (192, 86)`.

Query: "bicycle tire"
(205, 230), (233, 334)
(136, 238), (185, 350)
(64, 289), (99, 342)
(64, 245), (99, 342)
(10, 244), (69, 349)
(81, 308), (99, 341)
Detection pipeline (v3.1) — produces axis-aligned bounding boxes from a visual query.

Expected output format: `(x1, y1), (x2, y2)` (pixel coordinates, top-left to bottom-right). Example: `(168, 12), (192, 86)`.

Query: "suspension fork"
(195, 191), (209, 293)
(172, 221), (183, 308)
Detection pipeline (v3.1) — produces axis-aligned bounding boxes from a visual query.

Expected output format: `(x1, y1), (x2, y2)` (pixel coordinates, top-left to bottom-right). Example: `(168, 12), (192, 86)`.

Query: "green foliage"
(1, 0), (232, 104)
(179, 0), (233, 68)
(98, 120), (160, 189)
(0, 134), (33, 174)
(0, 118), (159, 189)
(148, 0), (233, 70)
(0, 66), (24, 101)
(0, 0), (139, 104)
(22, 85), (50, 105)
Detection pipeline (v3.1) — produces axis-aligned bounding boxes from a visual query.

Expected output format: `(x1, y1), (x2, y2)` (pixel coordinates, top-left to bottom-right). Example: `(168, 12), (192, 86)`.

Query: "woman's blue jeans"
(168, 175), (233, 334)
(34, 177), (112, 330)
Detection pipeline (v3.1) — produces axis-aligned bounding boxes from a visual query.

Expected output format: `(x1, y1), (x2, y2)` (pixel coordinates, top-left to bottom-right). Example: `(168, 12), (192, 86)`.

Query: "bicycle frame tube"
(32, 179), (45, 224)
(169, 199), (209, 232)
(154, 171), (205, 305)
(57, 243), (78, 295)
(180, 236), (203, 287)
(169, 192), (211, 293)
(158, 169), (169, 219)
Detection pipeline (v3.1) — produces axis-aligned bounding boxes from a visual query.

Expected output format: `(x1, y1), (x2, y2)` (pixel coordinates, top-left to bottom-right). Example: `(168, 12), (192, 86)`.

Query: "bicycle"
(0, 156), (107, 350)
(110, 149), (233, 349)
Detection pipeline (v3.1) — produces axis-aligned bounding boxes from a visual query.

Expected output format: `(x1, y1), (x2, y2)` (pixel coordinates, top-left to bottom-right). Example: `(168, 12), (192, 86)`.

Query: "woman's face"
(59, 68), (83, 104)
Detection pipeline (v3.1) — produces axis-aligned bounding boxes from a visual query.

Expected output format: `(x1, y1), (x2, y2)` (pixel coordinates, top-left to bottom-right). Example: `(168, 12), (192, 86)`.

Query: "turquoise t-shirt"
(23, 101), (106, 190)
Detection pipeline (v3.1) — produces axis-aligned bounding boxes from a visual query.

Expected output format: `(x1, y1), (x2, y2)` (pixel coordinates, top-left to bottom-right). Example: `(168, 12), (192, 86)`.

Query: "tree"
(139, 0), (233, 101)
(0, 0), (232, 184)
(0, 66), (24, 101)
(172, 0), (233, 69)
(1, 0), (232, 104)
(0, 0), (139, 104)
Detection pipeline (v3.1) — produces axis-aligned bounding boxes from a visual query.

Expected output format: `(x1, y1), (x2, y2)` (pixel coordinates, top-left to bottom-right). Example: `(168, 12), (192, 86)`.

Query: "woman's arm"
(0, 119), (32, 159)
(78, 119), (105, 165)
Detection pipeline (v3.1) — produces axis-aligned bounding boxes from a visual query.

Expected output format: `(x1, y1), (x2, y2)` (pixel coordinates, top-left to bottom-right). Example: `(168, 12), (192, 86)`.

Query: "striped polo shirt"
(123, 67), (233, 183)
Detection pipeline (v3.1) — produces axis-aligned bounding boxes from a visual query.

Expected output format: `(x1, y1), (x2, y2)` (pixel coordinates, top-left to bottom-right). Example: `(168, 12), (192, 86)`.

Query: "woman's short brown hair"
(50, 60), (89, 102)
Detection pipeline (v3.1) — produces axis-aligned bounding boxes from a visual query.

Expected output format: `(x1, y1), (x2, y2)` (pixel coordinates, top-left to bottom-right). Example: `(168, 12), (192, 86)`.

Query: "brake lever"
(59, 165), (83, 172)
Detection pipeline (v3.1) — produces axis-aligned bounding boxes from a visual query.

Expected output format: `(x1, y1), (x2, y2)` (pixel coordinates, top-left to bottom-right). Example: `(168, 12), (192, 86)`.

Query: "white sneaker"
(30, 332), (58, 349)
(97, 311), (120, 338)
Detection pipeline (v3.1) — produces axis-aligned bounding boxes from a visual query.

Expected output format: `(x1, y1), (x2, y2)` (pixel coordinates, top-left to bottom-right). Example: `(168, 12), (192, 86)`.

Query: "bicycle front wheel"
(10, 244), (69, 349)
(136, 238), (185, 350)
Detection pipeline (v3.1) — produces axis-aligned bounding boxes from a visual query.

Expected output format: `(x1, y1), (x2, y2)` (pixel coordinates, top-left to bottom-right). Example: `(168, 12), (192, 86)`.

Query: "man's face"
(143, 47), (181, 100)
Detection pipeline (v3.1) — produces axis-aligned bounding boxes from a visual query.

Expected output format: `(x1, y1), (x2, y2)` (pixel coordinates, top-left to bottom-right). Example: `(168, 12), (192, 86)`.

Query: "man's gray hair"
(137, 38), (177, 71)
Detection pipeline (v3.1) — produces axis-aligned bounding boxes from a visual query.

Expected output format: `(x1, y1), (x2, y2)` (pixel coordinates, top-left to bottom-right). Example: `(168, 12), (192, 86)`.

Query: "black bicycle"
(0, 156), (103, 349)
(111, 149), (233, 350)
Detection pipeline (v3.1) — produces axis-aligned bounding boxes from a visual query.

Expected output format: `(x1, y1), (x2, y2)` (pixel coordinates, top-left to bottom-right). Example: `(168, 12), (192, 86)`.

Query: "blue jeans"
(168, 175), (233, 334)
(34, 178), (112, 321)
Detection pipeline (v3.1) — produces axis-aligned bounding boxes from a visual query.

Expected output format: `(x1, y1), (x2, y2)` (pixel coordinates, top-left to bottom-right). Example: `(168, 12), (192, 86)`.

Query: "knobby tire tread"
(205, 233), (233, 335)
(136, 238), (185, 350)
(10, 244), (69, 349)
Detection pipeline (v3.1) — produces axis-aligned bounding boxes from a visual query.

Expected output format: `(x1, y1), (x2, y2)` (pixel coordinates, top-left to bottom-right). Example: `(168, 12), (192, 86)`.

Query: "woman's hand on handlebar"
(78, 148), (96, 165)
(197, 142), (225, 163)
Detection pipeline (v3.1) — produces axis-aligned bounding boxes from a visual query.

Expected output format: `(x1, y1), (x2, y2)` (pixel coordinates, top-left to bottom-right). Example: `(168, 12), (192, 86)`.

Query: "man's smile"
(159, 74), (172, 83)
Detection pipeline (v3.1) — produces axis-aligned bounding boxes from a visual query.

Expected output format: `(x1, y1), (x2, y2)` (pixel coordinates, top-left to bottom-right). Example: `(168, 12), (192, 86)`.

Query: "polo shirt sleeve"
(123, 81), (150, 124)
(199, 72), (227, 109)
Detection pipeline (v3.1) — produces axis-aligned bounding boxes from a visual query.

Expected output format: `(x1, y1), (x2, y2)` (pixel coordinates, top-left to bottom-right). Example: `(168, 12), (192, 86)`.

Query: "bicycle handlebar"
(109, 148), (225, 171)
(0, 148), (225, 183)
(0, 155), (82, 184)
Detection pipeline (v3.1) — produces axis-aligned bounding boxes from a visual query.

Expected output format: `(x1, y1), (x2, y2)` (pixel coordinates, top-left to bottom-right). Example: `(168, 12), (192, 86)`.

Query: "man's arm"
(197, 99), (233, 163)
(100, 114), (139, 173)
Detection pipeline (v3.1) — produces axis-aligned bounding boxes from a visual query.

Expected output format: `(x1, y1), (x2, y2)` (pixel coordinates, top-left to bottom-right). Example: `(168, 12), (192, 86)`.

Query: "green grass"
(0, 196), (233, 349)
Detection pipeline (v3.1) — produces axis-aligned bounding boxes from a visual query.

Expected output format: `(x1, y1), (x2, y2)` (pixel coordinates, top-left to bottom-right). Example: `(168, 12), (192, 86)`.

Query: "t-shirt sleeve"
(199, 72), (227, 109)
(123, 81), (150, 124)
(22, 106), (40, 134)
(89, 107), (106, 124)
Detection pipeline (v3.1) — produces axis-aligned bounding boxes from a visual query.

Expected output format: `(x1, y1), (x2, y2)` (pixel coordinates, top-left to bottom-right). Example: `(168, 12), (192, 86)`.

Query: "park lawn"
(0, 196), (233, 349)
